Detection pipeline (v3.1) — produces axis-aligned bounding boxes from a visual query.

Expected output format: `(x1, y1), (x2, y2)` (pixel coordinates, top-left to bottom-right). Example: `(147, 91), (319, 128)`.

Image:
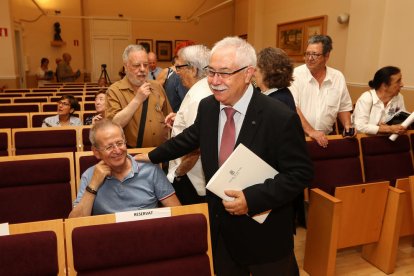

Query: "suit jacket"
(149, 89), (313, 265)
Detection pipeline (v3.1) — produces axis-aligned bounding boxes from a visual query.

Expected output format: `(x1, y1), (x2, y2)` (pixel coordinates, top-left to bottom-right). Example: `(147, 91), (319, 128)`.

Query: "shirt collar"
(220, 84), (254, 116)
(262, 87), (278, 96)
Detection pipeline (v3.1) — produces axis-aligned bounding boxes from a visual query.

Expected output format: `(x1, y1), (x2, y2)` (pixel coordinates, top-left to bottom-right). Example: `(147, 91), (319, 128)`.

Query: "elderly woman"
(42, 94), (82, 127)
(353, 66), (407, 135)
(85, 90), (106, 125)
(255, 47), (296, 111)
(165, 44), (211, 205)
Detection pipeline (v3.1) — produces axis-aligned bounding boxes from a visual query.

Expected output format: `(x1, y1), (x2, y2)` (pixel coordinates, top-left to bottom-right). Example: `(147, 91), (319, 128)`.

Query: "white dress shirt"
(290, 64), (353, 134)
(353, 89), (406, 134)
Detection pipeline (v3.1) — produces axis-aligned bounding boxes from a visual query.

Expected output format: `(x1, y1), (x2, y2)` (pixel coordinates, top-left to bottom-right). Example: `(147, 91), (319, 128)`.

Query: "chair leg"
(362, 187), (405, 274)
(303, 189), (342, 276)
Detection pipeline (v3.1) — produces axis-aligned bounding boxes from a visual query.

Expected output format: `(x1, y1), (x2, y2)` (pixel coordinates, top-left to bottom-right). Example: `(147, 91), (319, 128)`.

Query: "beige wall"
(5, 0), (234, 88)
(0, 0), (18, 88)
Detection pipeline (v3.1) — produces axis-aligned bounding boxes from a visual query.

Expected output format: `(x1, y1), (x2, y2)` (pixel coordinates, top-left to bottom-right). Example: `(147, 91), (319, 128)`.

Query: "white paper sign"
(115, 207), (172, 223)
(0, 223), (9, 236)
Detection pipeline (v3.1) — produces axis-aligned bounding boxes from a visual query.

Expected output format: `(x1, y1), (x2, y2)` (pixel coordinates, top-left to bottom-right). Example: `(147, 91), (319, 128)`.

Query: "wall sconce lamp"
(337, 13), (350, 24)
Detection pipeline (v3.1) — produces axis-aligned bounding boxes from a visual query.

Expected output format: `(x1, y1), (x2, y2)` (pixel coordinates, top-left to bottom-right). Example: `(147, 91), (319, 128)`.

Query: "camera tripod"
(99, 64), (111, 85)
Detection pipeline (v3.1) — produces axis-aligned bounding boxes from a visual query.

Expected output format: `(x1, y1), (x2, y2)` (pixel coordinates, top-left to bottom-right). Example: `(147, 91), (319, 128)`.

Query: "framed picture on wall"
(277, 15), (327, 62)
(136, 39), (153, 53)
(156, 40), (173, 61)
(174, 40), (188, 51)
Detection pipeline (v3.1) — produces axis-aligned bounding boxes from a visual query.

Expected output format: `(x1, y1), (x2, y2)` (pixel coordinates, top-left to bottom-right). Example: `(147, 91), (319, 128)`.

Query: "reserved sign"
(115, 207), (171, 223)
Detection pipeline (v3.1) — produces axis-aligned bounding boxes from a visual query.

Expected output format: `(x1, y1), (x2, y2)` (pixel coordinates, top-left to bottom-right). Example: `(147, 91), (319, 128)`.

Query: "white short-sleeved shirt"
(353, 89), (406, 134)
(167, 78), (212, 196)
(290, 64), (353, 134)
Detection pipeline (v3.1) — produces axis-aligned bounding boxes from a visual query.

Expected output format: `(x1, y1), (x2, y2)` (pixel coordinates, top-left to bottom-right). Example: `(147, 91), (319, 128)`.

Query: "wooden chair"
(0, 103), (40, 113)
(78, 125), (92, 151)
(306, 135), (363, 195)
(0, 129), (11, 156)
(13, 96), (49, 103)
(42, 102), (82, 112)
(0, 113), (30, 129)
(395, 178), (414, 237)
(65, 204), (213, 275)
(3, 88), (30, 93)
(358, 134), (414, 184)
(24, 92), (55, 97)
(30, 112), (70, 127)
(0, 152), (76, 224)
(0, 219), (66, 275)
(0, 98), (12, 103)
(83, 101), (95, 111)
(12, 127), (79, 155)
(74, 147), (155, 192)
(303, 182), (405, 275)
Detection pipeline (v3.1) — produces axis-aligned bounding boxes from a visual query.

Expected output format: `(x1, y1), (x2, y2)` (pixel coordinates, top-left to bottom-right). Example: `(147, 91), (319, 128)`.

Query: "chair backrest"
(75, 147), (155, 192)
(83, 101), (96, 111)
(359, 134), (414, 184)
(81, 111), (96, 125)
(0, 98), (12, 103)
(306, 135), (363, 195)
(0, 152), (75, 224)
(25, 92), (55, 97)
(42, 102), (82, 112)
(30, 112), (58, 127)
(335, 181), (390, 248)
(13, 96), (49, 103)
(80, 125), (92, 151)
(0, 113), (30, 129)
(12, 127), (79, 155)
(65, 203), (213, 276)
(0, 93), (23, 98)
(0, 129), (11, 156)
(0, 103), (40, 113)
(3, 88), (30, 93)
(0, 219), (66, 275)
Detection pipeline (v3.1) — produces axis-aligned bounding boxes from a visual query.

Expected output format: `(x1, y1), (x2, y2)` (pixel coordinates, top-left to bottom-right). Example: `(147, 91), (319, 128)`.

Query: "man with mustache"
(106, 45), (172, 148)
(136, 37), (313, 275)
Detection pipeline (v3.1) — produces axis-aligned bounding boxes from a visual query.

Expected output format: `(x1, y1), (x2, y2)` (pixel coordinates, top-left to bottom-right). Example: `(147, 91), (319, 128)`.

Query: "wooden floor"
(294, 227), (414, 275)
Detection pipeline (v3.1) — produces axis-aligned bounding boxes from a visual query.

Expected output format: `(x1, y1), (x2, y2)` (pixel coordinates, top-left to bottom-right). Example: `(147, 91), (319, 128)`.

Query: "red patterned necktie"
(219, 107), (236, 166)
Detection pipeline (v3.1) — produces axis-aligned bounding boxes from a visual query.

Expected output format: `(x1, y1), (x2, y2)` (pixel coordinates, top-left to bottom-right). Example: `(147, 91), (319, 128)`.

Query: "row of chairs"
(0, 126), (92, 156)
(0, 102), (96, 113)
(0, 148), (154, 224)
(0, 204), (213, 275)
(3, 85), (102, 94)
(303, 133), (414, 275)
(0, 95), (97, 104)
(0, 112), (97, 130)
(0, 90), (100, 98)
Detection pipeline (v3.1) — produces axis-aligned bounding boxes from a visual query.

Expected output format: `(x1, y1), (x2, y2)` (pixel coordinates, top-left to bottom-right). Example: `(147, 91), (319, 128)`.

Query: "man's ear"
(244, 66), (256, 84)
(92, 147), (102, 160)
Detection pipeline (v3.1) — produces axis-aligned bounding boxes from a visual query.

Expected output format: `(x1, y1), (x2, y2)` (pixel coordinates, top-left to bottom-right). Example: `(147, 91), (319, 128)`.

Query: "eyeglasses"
(304, 52), (324, 59)
(58, 101), (70, 107)
(204, 66), (248, 79)
(175, 63), (190, 71)
(96, 140), (126, 153)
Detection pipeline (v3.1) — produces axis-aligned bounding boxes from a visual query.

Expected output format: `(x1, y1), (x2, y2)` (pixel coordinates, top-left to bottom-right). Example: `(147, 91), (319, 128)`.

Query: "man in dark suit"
(136, 37), (313, 275)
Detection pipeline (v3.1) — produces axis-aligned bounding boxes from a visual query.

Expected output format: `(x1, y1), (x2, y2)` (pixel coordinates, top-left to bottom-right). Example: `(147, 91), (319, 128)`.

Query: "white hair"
(211, 36), (257, 67)
(122, 44), (146, 63)
(178, 45), (211, 79)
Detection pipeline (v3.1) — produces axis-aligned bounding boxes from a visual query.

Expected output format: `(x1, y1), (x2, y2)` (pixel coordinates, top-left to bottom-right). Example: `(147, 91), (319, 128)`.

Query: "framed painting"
(136, 39), (153, 53)
(156, 40), (173, 61)
(174, 40), (188, 50)
(277, 15), (327, 62)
